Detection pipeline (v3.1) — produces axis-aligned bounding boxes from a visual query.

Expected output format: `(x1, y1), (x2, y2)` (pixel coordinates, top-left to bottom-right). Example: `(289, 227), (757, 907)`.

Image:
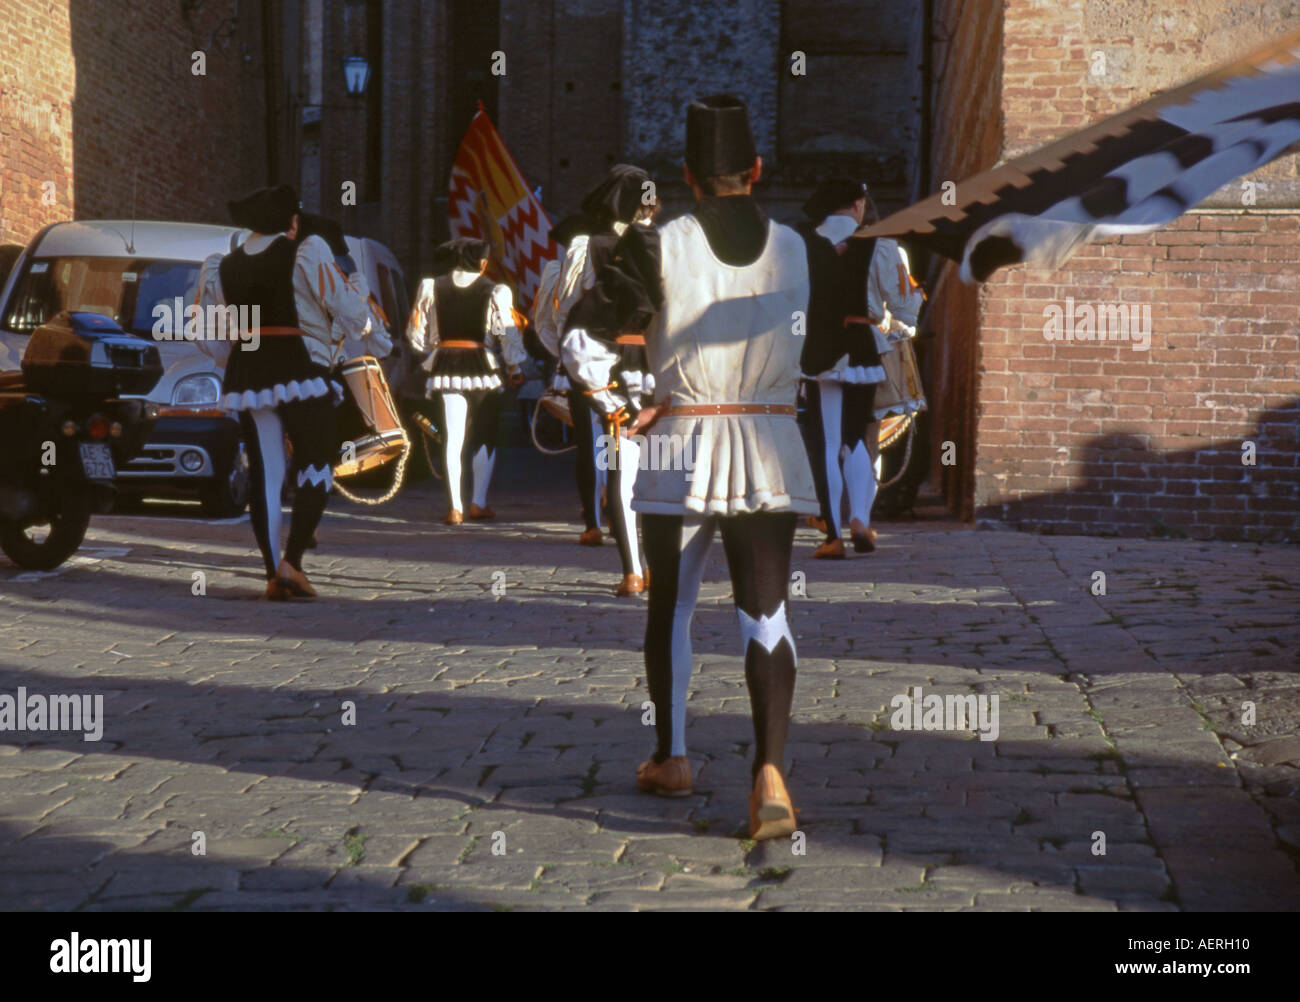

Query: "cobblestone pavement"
(1, 447), (1297, 911)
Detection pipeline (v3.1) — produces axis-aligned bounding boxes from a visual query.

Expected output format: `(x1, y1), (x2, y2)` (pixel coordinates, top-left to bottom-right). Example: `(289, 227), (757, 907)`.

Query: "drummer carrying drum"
(196, 185), (372, 599)
(406, 238), (527, 524)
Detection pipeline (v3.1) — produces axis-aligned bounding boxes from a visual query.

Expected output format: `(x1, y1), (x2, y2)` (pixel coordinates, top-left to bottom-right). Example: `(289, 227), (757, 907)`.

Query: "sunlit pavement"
(1, 447), (1297, 911)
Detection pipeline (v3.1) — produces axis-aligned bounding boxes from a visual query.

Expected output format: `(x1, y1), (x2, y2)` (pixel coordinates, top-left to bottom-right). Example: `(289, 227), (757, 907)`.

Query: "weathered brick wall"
(921, 0), (1005, 520)
(974, 0), (1300, 540)
(0, 1), (74, 243)
(0, 0), (265, 248)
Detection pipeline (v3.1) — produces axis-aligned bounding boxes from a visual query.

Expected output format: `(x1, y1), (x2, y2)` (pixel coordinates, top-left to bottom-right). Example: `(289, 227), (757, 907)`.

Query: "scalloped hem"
(431, 374), (503, 392)
(222, 377), (332, 412)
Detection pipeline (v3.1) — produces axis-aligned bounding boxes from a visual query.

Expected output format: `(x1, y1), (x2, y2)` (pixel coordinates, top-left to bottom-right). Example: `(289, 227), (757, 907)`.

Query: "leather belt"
(615, 334), (645, 346)
(253, 325), (309, 337)
(437, 340), (483, 349)
(844, 315), (880, 327)
(662, 403), (796, 417)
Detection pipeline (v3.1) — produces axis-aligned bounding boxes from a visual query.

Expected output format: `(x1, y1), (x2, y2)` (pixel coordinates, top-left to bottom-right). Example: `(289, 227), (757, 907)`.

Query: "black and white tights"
(239, 395), (337, 579)
(642, 511), (797, 778)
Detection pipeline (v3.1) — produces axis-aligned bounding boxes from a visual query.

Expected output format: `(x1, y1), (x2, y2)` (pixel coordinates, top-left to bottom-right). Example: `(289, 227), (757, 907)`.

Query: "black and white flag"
(858, 28), (1300, 282)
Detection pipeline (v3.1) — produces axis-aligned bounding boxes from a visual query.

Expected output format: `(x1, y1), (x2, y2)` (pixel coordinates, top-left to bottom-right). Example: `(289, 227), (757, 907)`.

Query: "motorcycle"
(0, 311), (161, 570)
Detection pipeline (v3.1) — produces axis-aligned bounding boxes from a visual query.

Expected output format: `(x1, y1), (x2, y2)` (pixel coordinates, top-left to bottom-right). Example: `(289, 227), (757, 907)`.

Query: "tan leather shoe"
(265, 577), (292, 602)
(814, 538), (845, 560)
(468, 503), (495, 520)
(636, 756), (693, 797)
(578, 527), (602, 546)
(275, 560), (317, 599)
(850, 519), (877, 553)
(443, 509), (463, 525)
(749, 764), (797, 841)
(615, 573), (645, 597)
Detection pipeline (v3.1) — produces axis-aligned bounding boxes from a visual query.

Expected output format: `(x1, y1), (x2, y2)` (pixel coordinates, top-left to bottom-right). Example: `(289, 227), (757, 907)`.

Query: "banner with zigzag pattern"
(447, 106), (560, 310)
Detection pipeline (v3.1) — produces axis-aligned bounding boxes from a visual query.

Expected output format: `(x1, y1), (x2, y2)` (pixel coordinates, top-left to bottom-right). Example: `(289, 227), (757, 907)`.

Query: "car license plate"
(79, 442), (115, 480)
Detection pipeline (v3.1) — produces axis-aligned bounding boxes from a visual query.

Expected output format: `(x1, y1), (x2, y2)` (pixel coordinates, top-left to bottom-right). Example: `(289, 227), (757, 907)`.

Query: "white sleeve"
(530, 259), (563, 357)
(560, 328), (623, 416)
(489, 284), (528, 370)
(553, 236), (590, 334)
(406, 278), (437, 354)
(336, 271), (393, 358)
(193, 252), (231, 366)
(888, 245), (925, 333)
(866, 242), (889, 326)
(294, 235), (369, 356)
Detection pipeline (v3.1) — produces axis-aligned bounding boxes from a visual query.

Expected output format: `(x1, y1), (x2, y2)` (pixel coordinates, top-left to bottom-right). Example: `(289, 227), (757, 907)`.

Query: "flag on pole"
(447, 104), (561, 310)
(858, 28), (1300, 283)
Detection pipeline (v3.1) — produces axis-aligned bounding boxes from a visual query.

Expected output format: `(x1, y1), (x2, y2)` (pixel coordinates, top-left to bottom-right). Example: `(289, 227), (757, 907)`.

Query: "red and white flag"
(447, 105), (560, 310)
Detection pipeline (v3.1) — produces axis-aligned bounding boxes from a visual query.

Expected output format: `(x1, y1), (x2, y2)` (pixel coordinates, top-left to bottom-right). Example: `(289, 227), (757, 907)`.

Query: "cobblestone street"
(1, 448), (1297, 912)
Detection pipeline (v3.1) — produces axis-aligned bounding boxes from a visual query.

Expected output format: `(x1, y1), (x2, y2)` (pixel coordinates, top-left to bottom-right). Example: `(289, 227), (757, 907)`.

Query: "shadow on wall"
(977, 399), (1300, 543)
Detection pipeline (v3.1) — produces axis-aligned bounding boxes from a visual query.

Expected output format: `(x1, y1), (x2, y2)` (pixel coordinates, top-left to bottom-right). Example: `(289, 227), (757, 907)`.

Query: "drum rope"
(877, 412), (916, 490)
(529, 395), (576, 455)
(332, 429), (413, 506)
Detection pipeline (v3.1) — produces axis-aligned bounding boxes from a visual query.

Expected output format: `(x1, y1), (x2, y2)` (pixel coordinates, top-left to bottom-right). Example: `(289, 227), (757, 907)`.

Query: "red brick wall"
(0, 0), (265, 248)
(935, 0), (1300, 540)
(979, 214), (1300, 541)
(922, 0), (1004, 519)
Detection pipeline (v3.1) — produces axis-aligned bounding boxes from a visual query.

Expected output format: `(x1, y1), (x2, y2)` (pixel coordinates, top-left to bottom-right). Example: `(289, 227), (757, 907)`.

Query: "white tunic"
(633, 214), (818, 517)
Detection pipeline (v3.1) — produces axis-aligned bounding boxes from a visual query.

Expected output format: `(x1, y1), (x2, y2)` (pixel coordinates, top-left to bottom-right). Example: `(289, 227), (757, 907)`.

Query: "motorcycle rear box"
(21, 311), (163, 397)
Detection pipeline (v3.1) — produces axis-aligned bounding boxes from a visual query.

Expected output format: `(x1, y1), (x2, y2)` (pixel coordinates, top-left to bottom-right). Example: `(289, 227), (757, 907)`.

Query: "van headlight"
(171, 374), (222, 406)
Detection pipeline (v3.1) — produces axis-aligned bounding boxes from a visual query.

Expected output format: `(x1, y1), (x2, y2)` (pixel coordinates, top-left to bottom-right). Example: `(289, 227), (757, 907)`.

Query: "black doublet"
(428, 274), (502, 391)
(219, 237), (329, 406)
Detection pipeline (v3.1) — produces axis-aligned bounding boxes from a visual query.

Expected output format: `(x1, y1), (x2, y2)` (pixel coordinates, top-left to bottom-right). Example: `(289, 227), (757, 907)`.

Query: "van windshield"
(2, 256), (200, 337)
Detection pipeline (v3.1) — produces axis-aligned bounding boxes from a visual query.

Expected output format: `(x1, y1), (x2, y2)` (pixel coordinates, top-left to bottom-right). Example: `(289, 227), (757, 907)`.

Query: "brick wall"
(973, 0), (1300, 541)
(0, 0), (265, 248)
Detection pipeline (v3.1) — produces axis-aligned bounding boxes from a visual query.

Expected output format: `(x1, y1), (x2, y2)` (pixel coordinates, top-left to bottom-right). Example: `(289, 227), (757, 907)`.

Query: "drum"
(335, 356), (405, 479)
(874, 336), (926, 423)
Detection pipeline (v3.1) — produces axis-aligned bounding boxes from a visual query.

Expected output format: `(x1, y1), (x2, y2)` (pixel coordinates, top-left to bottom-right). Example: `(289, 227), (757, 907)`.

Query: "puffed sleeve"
(193, 251), (232, 366)
(559, 328), (623, 417)
(406, 277), (436, 355)
(337, 270), (393, 358)
(552, 235), (591, 335)
(294, 234), (369, 356)
(488, 284), (528, 370)
(530, 258), (563, 356)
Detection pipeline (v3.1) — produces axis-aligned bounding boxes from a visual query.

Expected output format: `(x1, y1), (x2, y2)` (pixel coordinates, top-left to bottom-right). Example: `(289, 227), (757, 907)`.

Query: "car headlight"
(171, 373), (222, 406)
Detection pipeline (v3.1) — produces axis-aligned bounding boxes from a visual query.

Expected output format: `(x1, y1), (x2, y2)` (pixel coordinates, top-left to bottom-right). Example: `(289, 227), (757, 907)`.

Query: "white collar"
(241, 231), (289, 255)
(451, 268), (483, 287)
(816, 214), (858, 244)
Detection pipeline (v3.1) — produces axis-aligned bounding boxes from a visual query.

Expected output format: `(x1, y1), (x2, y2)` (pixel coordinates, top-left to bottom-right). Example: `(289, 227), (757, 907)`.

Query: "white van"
(0, 221), (412, 516)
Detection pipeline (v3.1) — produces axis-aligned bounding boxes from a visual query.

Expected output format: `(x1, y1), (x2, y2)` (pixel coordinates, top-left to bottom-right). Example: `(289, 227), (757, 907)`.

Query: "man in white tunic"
(576, 95), (825, 839)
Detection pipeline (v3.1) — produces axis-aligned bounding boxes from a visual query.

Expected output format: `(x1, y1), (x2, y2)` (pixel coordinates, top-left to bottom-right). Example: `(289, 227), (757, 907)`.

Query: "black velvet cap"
(685, 94), (757, 179)
(227, 184), (299, 233)
(432, 237), (491, 275)
(296, 212), (349, 256)
(580, 164), (652, 229)
(802, 177), (868, 221)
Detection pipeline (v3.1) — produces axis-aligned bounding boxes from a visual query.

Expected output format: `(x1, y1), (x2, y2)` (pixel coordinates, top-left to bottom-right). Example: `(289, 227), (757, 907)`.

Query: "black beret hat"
(296, 212), (350, 257)
(432, 237), (491, 275)
(227, 184), (299, 234)
(802, 177), (868, 221)
(685, 94), (757, 179)
(580, 164), (653, 229)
